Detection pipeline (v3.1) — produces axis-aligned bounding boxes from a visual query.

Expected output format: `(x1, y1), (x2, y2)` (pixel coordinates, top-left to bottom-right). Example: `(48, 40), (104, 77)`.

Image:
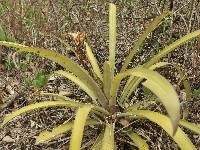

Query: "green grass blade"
(103, 61), (112, 101)
(179, 120), (200, 135)
(144, 29), (200, 68)
(69, 105), (93, 150)
(120, 110), (196, 150)
(121, 11), (172, 71)
(127, 131), (149, 150)
(36, 119), (102, 144)
(113, 68), (180, 133)
(0, 41), (108, 108)
(108, 3), (116, 75)
(55, 70), (98, 104)
(85, 42), (103, 81)
(102, 123), (115, 150)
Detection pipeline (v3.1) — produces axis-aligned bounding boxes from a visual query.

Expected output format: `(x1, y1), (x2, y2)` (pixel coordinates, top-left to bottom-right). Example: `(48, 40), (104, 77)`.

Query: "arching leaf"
(55, 70), (98, 104)
(121, 62), (170, 104)
(144, 29), (200, 68)
(121, 11), (172, 71)
(121, 29), (200, 104)
(0, 100), (109, 127)
(179, 120), (200, 135)
(120, 110), (196, 150)
(0, 41), (108, 108)
(113, 68), (180, 133)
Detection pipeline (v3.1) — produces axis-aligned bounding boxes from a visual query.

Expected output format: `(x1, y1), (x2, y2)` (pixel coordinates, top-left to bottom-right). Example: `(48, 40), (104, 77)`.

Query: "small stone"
(2, 135), (15, 143)
(6, 85), (15, 95)
(30, 120), (35, 128)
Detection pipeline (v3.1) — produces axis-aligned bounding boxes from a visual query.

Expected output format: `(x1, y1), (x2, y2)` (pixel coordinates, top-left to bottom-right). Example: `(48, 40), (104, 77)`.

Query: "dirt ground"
(0, 0), (200, 149)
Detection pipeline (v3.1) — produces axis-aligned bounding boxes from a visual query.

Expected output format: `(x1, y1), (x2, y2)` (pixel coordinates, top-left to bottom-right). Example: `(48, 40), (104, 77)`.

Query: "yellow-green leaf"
(36, 119), (102, 144)
(121, 62), (170, 103)
(121, 29), (200, 105)
(179, 120), (200, 135)
(36, 121), (73, 144)
(144, 29), (200, 68)
(69, 105), (93, 150)
(108, 3), (116, 75)
(55, 70), (98, 104)
(149, 62), (170, 70)
(103, 61), (112, 101)
(127, 131), (149, 150)
(1, 100), (108, 127)
(85, 42), (102, 81)
(121, 110), (196, 150)
(113, 68), (180, 133)
(0, 41), (108, 108)
(102, 123), (115, 150)
(121, 11), (172, 71)
(0, 100), (84, 127)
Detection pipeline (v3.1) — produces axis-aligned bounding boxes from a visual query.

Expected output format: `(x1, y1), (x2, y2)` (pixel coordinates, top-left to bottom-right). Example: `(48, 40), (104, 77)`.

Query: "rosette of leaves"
(1, 3), (200, 150)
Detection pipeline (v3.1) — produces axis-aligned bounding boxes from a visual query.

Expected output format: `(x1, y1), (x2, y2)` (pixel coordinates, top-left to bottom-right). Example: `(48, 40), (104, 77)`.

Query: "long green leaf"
(0, 100), (109, 127)
(69, 105), (93, 150)
(121, 11), (172, 71)
(127, 131), (149, 150)
(108, 3), (116, 76)
(179, 120), (200, 135)
(0, 41), (108, 108)
(0, 100), (83, 127)
(113, 68), (180, 133)
(103, 61), (112, 101)
(55, 70), (98, 104)
(144, 29), (200, 68)
(102, 123), (115, 150)
(120, 110), (196, 150)
(85, 42), (103, 81)
(121, 29), (200, 104)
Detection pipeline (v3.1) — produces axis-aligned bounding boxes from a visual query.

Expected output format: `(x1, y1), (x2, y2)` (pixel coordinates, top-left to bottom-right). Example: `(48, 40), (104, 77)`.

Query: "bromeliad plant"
(1, 3), (200, 150)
